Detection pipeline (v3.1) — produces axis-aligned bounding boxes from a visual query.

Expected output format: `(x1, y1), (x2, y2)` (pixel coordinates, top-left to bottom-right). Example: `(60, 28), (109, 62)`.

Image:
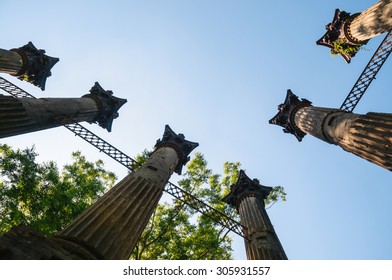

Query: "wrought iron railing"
(340, 31), (392, 112)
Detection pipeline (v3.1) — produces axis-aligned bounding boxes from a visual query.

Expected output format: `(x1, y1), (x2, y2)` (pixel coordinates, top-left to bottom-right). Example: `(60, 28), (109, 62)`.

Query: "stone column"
(0, 225), (103, 260)
(269, 89), (392, 171)
(223, 170), (287, 260)
(58, 125), (198, 259)
(0, 42), (59, 90)
(346, 0), (392, 43)
(316, 1), (392, 62)
(0, 82), (126, 138)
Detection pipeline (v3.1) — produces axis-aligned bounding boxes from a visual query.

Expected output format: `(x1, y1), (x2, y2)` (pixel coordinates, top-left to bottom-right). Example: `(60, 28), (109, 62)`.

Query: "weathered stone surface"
(295, 107), (392, 171)
(59, 125), (198, 259)
(316, 1), (392, 62)
(347, 0), (392, 42)
(0, 48), (24, 76)
(0, 225), (102, 260)
(9, 42), (59, 90)
(82, 82), (127, 132)
(271, 90), (392, 171)
(1, 126), (197, 259)
(224, 170), (287, 260)
(0, 83), (126, 138)
(155, 125), (199, 174)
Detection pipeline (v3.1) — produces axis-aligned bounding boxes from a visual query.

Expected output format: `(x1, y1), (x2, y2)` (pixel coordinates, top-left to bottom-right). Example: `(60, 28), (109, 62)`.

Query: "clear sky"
(1, 0), (391, 260)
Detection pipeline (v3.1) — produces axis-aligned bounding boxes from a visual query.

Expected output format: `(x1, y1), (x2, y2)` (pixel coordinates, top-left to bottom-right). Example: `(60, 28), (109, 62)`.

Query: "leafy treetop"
(0, 144), (116, 236)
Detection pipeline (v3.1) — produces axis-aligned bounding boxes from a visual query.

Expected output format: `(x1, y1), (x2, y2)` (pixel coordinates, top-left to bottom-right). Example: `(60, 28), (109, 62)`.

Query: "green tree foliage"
(0, 144), (116, 236)
(130, 152), (286, 260)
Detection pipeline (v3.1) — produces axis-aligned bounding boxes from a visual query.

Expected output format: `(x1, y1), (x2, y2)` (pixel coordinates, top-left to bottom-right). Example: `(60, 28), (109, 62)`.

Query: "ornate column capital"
(83, 82), (127, 132)
(316, 9), (367, 63)
(154, 125), (199, 175)
(269, 89), (311, 141)
(223, 170), (272, 209)
(10, 41), (59, 90)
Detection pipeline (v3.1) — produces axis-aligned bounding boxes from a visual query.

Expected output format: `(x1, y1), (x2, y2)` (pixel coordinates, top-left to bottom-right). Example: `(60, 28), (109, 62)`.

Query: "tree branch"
(137, 207), (158, 259)
(143, 202), (185, 248)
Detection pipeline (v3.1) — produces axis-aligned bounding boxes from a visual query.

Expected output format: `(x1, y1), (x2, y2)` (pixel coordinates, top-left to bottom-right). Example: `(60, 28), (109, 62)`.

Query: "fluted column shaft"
(0, 48), (24, 76)
(60, 147), (179, 259)
(347, 0), (392, 42)
(224, 170), (287, 260)
(238, 195), (287, 260)
(294, 106), (392, 170)
(58, 125), (198, 260)
(0, 82), (127, 137)
(0, 95), (99, 138)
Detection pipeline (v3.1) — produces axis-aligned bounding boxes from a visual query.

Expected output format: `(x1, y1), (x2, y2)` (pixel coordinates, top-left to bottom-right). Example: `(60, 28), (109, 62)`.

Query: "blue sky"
(1, 0), (391, 259)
